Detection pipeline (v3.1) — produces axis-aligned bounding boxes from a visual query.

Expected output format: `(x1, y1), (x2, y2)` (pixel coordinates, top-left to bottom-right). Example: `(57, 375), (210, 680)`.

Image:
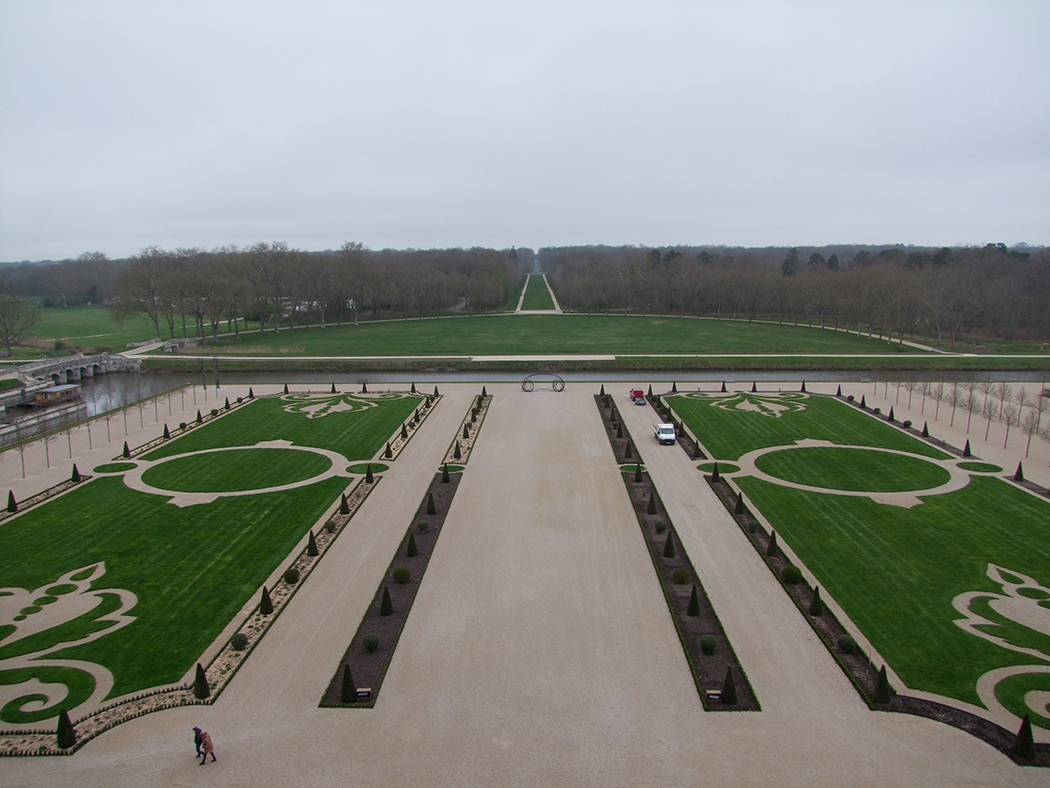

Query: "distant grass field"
(201, 314), (930, 357)
(667, 393), (949, 461)
(29, 305), (171, 350)
(520, 274), (557, 310)
(0, 392), (419, 723)
(671, 390), (1050, 730)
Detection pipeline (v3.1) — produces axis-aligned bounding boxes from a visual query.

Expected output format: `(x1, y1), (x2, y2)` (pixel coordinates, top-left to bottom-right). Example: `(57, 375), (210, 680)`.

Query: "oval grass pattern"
(142, 448), (331, 493)
(94, 462), (137, 474)
(697, 462), (740, 475)
(347, 463), (389, 474)
(957, 461), (1002, 473)
(754, 446), (951, 493)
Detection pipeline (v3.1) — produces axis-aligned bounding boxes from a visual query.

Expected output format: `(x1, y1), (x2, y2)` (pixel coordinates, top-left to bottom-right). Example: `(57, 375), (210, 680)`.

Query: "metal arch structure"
(521, 372), (566, 392)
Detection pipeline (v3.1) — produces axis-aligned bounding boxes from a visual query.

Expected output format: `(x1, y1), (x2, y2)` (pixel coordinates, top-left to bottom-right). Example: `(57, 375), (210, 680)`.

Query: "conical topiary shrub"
(341, 664), (356, 704)
(645, 383), (651, 397)
(163, 424), (170, 439)
(340, 493), (349, 515)
(71, 464), (80, 483)
(380, 586), (393, 616)
(963, 439), (971, 457)
(366, 464), (374, 483)
(385, 442), (392, 459)
(600, 384), (605, 396)
(634, 463), (642, 483)
(860, 395), (866, 408)
(426, 492), (436, 515)
(463, 423), (469, 439)
(284, 383), (289, 394)
(193, 662), (210, 699)
(410, 382), (416, 393)
(751, 382), (757, 393)
(873, 665), (891, 704)
(735, 491), (744, 514)
(888, 406), (895, 421)
(1013, 713), (1035, 760)
(616, 421), (623, 438)
(7, 490), (17, 513)
(56, 707), (76, 749)
(672, 381), (677, 392)
(248, 387), (254, 398)
(687, 585), (700, 616)
(434, 385), (439, 396)
(307, 530), (318, 557)
(693, 443), (702, 459)
(836, 384), (842, 396)
(721, 381), (727, 392)
(481, 385), (487, 398)
(624, 441), (633, 459)
(442, 463), (450, 483)
(454, 441), (461, 460)
(721, 667), (737, 705)
(122, 441), (130, 458)
(766, 530), (778, 557)
(260, 585), (273, 615)
(361, 382), (367, 393)
(801, 381), (806, 393)
(224, 397), (230, 410)
(809, 586), (823, 617)
(407, 532), (418, 557)
(922, 421), (929, 437)
(401, 423), (408, 439)
(1014, 462), (1024, 482)
(711, 462), (720, 482)
(647, 490), (657, 515)
(663, 532), (675, 558)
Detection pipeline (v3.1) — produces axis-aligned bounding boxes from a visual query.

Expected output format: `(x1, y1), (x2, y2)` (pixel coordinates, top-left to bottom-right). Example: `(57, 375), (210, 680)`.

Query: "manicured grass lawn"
(520, 274), (556, 310)
(142, 448), (332, 492)
(753, 446), (951, 492)
(28, 305), (172, 349)
(735, 475), (1050, 722)
(145, 394), (421, 462)
(201, 314), (930, 357)
(0, 474), (348, 712)
(668, 393), (949, 461)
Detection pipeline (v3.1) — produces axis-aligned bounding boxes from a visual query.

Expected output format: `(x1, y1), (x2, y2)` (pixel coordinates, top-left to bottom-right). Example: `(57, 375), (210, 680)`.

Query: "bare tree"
(993, 382), (1012, 420)
(946, 383), (962, 427)
(963, 391), (980, 433)
(904, 380), (918, 409)
(920, 382), (932, 415)
(932, 382), (945, 421)
(0, 289), (39, 355)
(1002, 404), (1020, 449)
(978, 380), (994, 413)
(983, 399), (997, 441)
(1022, 410), (1041, 457)
(41, 427), (58, 469)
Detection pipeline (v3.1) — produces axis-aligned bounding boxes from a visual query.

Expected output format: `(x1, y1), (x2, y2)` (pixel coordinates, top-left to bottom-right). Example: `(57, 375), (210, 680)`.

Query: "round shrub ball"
(654, 521), (667, 534)
(846, 395), (854, 402)
(672, 568), (689, 584)
(179, 422), (187, 430)
(363, 634), (379, 653)
(417, 521), (429, 533)
(700, 634), (717, 655)
(782, 565), (803, 584)
(211, 408), (218, 417)
(237, 396), (243, 403)
(324, 518), (337, 533)
(873, 407), (881, 415)
(283, 567), (300, 585)
(393, 567), (411, 584)
(748, 521), (759, 534)
(903, 420), (912, 429)
(838, 634), (856, 654)
(230, 632), (249, 651)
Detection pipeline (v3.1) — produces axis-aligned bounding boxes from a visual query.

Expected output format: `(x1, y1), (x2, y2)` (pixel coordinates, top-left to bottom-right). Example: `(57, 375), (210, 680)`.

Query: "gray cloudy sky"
(1, 1), (1048, 261)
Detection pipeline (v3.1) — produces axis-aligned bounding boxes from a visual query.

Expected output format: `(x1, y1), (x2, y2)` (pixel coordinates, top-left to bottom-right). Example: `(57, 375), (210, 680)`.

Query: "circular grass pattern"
(697, 462), (740, 475)
(754, 446), (951, 493)
(347, 462), (389, 475)
(441, 464), (465, 473)
(142, 448), (332, 493)
(93, 462), (137, 474)
(957, 461), (1002, 473)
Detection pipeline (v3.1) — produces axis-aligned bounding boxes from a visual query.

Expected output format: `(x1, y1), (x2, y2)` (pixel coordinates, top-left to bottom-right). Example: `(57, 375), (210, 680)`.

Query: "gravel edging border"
(595, 393), (759, 711)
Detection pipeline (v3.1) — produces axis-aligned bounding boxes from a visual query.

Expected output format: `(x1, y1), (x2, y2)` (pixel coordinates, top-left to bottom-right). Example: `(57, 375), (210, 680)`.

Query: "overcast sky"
(1, 1), (1048, 261)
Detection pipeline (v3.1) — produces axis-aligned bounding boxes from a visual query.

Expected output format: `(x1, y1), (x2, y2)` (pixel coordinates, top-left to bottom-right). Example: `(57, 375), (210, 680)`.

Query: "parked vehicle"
(630, 388), (646, 404)
(654, 422), (676, 445)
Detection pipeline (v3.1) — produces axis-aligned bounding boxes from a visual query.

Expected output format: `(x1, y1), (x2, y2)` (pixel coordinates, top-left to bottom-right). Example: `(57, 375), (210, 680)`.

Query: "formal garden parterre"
(0, 388), (427, 753)
(665, 388), (1050, 755)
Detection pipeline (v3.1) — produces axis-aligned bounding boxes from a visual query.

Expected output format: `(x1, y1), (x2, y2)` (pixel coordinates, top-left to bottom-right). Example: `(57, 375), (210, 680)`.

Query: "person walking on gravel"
(199, 729), (216, 764)
(193, 726), (204, 757)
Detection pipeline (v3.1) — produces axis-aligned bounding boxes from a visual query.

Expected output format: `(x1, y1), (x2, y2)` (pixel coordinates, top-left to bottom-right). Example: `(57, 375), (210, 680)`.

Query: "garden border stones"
(595, 393), (758, 711)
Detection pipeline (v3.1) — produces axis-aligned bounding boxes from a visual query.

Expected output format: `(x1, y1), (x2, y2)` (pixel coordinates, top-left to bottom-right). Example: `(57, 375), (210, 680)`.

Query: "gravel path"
(2, 383), (1045, 787)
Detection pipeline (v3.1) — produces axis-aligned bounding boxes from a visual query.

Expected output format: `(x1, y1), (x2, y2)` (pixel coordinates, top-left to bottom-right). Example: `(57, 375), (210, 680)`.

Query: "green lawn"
(667, 393), (949, 461)
(0, 392), (420, 724)
(753, 446), (951, 492)
(520, 274), (557, 310)
(29, 305), (172, 350)
(141, 447), (332, 492)
(201, 314), (931, 357)
(671, 390), (1050, 731)
(145, 393), (421, 462)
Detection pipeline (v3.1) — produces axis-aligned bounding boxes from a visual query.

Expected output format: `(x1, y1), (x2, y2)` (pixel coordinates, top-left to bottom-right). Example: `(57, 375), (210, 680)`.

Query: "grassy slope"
(735, 475), (1050, 710)
(668, 393), (950, 461)
(144, 394), (421, 461)
(201, 314), (929, 357)
(520, 274), (556, 310)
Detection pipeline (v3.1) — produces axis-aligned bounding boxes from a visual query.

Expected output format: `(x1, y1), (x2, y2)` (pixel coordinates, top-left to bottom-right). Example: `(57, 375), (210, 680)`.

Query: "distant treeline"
(0, 244), (534, 340)
(540, 243), (1050, 345)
